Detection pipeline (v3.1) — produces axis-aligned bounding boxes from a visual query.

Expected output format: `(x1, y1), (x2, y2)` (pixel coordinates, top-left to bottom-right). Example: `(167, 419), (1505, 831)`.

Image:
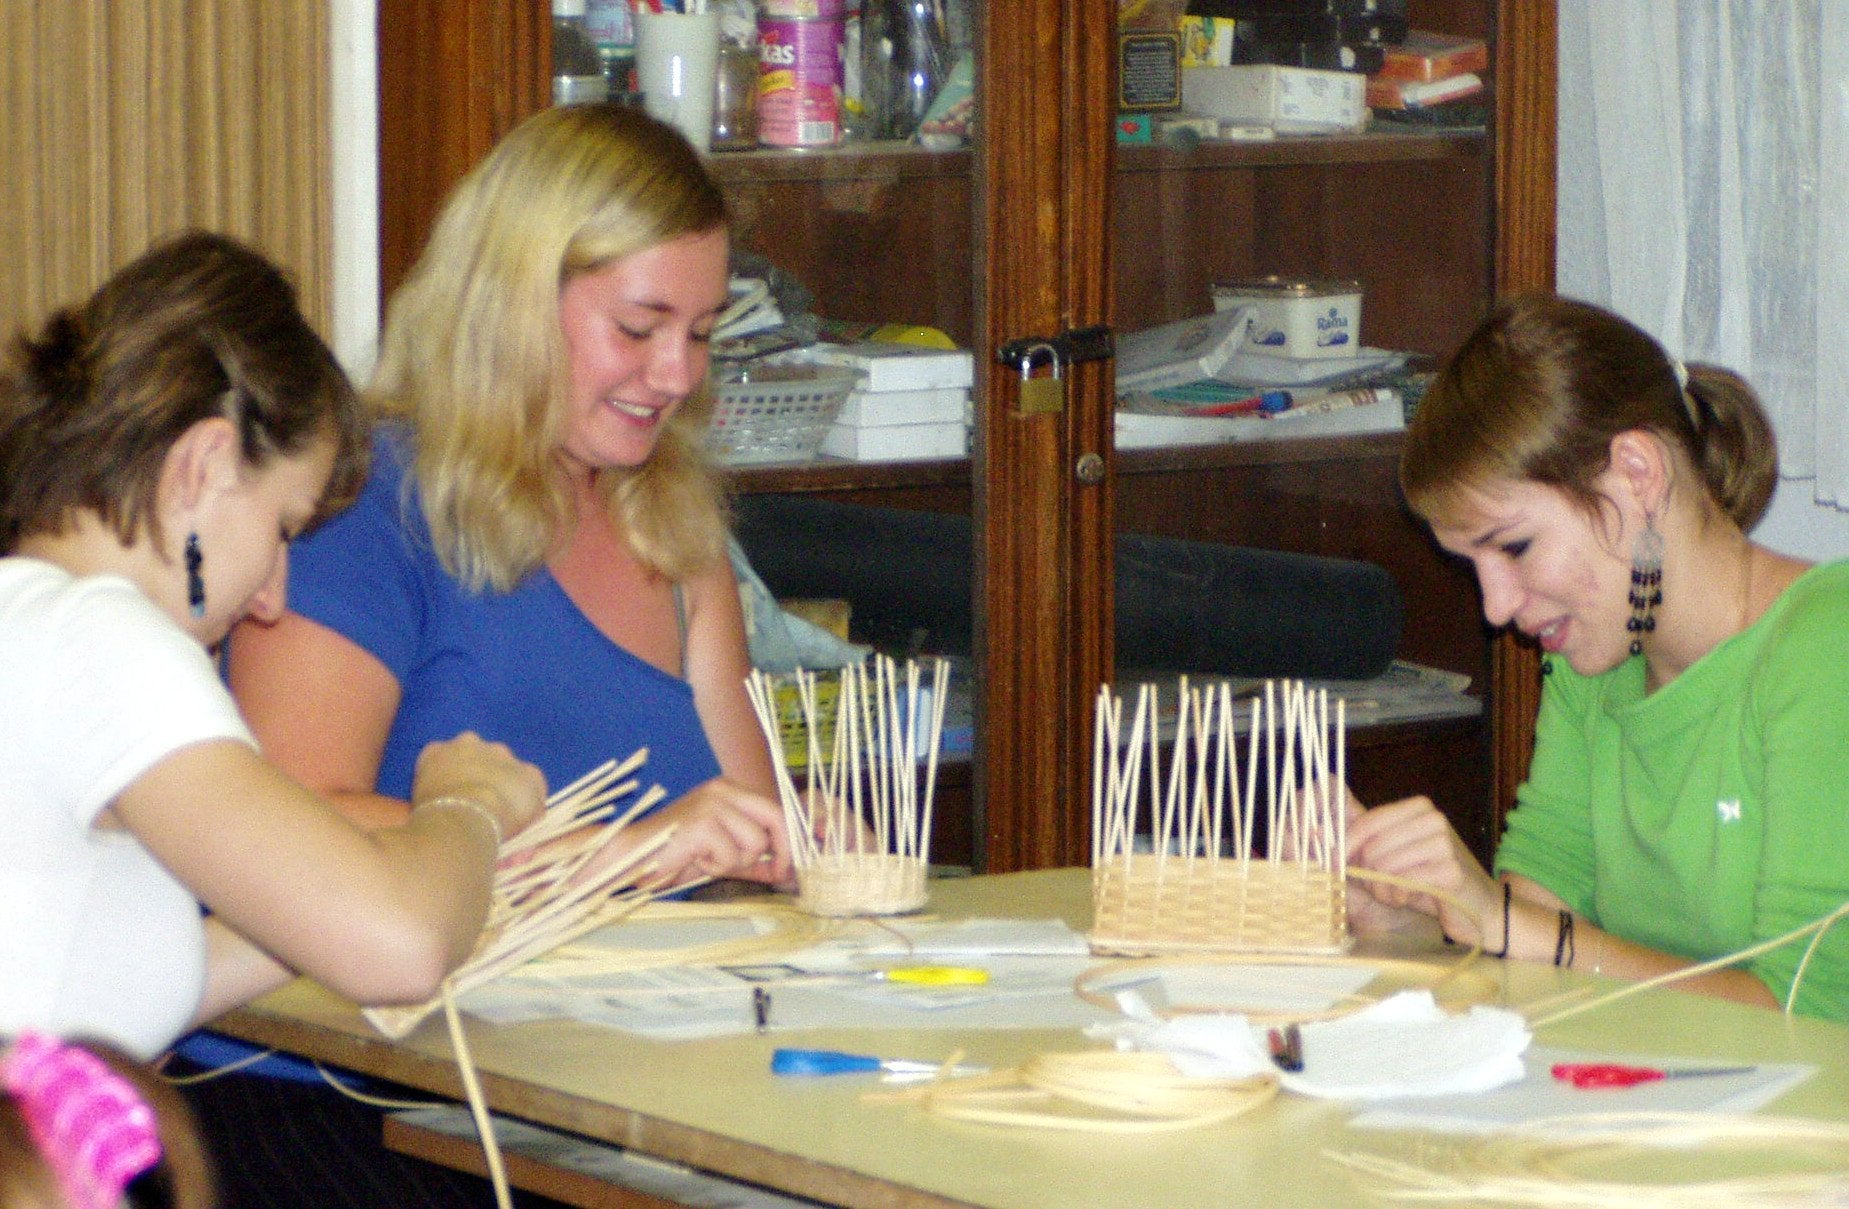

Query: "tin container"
(1212, 276), (1364, 359)
(758, 0), (845, 146)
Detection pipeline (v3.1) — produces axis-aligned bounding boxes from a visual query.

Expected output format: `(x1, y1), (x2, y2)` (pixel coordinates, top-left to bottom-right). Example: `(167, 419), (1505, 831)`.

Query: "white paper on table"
(1348, 1044), (1819, 1134)
(785, 918), (1091, 966)
(1281, 992), (1530, 1099)
(1094, 990), (1532, 1099)
(458, 954), (1118, 1038)
(1152, 965), (1379, 1016)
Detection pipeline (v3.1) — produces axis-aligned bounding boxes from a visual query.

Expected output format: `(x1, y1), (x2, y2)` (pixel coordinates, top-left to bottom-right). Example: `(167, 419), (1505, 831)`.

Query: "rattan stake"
(1090, 678), (1350, 956)
(746, 656), (949, 917)
(363, 753), (678, 1039)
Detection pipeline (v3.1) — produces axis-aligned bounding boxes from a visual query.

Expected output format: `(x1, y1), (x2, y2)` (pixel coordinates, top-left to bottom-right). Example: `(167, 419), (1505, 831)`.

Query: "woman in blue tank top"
(229, 104), (792, 892)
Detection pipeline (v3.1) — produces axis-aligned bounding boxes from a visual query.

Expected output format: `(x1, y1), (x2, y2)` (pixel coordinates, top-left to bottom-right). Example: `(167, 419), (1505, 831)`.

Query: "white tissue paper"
(1091, 990), (1530, 1100)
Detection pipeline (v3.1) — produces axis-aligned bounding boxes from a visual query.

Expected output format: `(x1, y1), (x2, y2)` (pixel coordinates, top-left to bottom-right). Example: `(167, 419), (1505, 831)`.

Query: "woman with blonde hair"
(229, 101), (791, 903)
(1345, 293), (1848, 1019)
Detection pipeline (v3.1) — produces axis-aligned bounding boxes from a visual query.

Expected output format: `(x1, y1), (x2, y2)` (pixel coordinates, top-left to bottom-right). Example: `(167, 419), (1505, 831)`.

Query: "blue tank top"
(280, 429), (722, 807)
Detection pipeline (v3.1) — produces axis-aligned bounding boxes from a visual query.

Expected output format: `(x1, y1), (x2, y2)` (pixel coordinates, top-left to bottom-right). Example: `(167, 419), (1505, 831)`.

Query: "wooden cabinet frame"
(376, 0), (1557, 873)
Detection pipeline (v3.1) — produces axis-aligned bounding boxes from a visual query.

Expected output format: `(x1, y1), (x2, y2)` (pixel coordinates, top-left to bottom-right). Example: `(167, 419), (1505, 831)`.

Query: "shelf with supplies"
(723, 430), (1414, 496)
(702, 124), (1485, 183)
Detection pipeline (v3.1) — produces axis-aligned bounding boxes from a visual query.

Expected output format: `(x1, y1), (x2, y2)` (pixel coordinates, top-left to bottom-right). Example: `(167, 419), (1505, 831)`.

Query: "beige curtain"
(0, 1), (329, 338)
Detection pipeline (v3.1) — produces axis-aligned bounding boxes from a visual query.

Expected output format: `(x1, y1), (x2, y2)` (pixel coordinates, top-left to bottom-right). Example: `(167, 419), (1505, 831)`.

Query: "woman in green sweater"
(1347, 293), (1847, 1020)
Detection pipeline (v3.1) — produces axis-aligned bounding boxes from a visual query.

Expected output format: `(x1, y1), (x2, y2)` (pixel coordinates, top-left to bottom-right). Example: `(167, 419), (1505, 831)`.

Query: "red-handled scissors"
(1550, 1062), (1755, 1089)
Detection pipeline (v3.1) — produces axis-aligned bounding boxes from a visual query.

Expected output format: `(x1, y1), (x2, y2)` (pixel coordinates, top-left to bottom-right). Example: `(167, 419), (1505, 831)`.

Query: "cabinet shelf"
(704, 126), (1486, 186)
(727, 456), (971, 495)
(722, 432), (1414, 496)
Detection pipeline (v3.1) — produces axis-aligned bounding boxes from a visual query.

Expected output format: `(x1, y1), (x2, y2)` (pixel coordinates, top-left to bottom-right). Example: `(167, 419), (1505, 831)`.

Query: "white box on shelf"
(1116, 307), (1252, 392)
(836, 386), (970, 427)
(806, 343), (976, 392)
(1180, 64), (1367, 134)
(821, 420), (969, 462)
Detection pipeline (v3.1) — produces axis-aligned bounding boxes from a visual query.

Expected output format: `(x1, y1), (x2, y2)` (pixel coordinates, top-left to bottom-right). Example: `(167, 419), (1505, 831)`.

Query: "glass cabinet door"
(376, 0), (1116, 874)
(374, 0), (1554, 874)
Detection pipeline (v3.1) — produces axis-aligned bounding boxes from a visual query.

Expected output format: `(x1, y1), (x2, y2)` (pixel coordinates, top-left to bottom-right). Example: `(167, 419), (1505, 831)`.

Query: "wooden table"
(214, 869), (1849, 1209)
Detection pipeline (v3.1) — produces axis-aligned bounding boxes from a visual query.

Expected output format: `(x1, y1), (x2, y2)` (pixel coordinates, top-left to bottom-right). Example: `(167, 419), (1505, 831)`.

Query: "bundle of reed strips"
(871, 1050), (1280, 1133)
(363, 751), (680, 1040)
(1091, 678), (1348, 956)
(1326, 1112), (1849, 1207)
(745, 656), (949, 917)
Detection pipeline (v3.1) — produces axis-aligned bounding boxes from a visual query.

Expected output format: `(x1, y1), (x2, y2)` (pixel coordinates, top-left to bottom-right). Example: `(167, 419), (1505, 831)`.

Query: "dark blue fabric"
(282, 428), (722, 806)
(733, 494), (1403, 680)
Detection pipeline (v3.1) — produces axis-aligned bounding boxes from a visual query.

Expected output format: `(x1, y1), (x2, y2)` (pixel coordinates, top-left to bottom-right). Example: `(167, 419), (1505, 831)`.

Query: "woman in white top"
(0, 231), (547, 1061)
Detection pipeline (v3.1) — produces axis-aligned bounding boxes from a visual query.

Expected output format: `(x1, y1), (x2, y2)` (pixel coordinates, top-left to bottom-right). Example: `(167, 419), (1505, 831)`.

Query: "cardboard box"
(805, 343), (975, 392)
(1180, 64), (1367, 134)
(1366, 71), (1483, 111)
(1375, 30), (1490, 82)
(836, 386), (969, 428)
(821, 420), (969, 462)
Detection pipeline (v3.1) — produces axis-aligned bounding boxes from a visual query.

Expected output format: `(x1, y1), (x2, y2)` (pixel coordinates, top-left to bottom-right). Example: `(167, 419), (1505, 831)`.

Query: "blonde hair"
(1402, 294), (1776, 532)
(371, 104), (730, 592)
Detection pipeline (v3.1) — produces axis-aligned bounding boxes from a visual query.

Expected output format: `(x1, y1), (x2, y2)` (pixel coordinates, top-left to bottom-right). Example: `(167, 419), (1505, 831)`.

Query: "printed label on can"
(757, 16), (843, 146)
(759, 0), (846, 19)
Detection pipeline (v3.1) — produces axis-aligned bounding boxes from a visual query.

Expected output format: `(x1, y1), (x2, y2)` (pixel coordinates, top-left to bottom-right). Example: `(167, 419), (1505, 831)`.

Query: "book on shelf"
(821, 420), (969, 462)
(1116, 307), (1252, 392)
(1217, 345), (1408, 388)
(1115, 393), (1404, 449)
(1373, 30), (1490, 83)
(1366, 71), (1484, 111)
(836, 386), (970, 428)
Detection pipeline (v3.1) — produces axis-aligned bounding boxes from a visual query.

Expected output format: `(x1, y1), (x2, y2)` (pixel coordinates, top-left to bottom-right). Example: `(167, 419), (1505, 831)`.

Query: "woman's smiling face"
(556, 227), (730, 474)
(1430, 473), (1639, 675)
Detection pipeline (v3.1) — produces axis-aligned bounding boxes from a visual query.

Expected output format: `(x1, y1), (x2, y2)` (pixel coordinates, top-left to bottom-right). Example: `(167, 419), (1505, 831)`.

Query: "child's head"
(0, 1033), (212, 1209)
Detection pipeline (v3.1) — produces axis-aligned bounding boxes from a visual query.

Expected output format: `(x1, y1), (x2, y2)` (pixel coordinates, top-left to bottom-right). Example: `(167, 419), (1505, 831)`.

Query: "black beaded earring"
(1626, 515), (1663, 655)
(184, 532), (206, 618)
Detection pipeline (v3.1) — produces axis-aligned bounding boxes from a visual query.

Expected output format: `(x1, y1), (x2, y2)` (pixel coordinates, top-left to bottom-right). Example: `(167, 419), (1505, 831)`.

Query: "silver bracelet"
(412, 795), (503, 848)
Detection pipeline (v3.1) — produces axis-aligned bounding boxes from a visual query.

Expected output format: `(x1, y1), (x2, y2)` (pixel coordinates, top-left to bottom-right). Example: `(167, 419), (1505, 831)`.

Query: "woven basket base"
(1090, 854), (1348, 956)
(797, 853), (928, 917)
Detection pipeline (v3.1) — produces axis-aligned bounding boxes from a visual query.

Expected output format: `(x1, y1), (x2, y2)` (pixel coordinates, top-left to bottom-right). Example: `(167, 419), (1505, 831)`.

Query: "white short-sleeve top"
(0, 558), (254, 1059)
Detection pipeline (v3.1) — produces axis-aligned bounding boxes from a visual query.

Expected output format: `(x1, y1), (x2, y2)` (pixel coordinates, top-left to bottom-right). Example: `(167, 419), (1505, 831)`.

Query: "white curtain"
(1557, 1), (1849, 510)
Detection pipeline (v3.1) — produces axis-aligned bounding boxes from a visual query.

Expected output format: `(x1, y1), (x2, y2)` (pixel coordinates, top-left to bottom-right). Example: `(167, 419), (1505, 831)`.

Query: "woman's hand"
(1344, 791), (1501, 944)
(409, 732), (548, 842)
(803, 787), (879, 856)
(622, 777), (794, 890)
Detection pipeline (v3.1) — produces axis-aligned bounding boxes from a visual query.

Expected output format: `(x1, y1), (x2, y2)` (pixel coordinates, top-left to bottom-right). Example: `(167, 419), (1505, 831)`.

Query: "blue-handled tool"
(771, 1048), (976, 1078)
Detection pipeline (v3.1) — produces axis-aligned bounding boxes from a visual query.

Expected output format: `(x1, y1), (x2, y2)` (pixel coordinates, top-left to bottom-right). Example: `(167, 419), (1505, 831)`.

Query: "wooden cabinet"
(376, 0), (1554, 873)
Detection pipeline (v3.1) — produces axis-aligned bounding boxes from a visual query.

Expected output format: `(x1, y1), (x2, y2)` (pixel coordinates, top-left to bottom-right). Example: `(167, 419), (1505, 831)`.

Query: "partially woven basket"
(797, 851), (928, 918)
(1090, 854), (1348, 957)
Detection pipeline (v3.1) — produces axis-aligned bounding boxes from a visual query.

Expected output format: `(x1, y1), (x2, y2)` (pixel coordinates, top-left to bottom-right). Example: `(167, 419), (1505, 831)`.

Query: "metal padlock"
(1015, 342), (1063, 416)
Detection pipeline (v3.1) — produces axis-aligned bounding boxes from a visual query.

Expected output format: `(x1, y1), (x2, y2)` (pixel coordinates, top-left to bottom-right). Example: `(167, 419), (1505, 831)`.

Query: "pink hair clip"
(1, 1032), (162, 1209)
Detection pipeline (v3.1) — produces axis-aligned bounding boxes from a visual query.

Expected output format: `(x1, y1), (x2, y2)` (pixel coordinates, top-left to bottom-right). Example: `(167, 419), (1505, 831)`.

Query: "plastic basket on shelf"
(706, 365), (858, 465)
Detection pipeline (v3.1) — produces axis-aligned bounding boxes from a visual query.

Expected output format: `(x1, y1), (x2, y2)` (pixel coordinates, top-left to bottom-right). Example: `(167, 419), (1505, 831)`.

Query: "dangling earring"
(184, 532), (206, 618)
(1627, 514), (1663, 655)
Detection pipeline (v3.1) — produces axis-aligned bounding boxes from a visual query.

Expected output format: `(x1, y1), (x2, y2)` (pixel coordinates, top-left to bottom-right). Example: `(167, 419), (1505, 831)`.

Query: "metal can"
(757, 0), (846, 147)
(1211, 276), (1365, 359)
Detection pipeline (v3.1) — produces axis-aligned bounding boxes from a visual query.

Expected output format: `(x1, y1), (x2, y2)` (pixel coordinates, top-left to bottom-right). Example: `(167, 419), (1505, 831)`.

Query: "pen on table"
(752, 986), (770, 1034)
(771, 1048), (987, 1078)
(868, 965), (990, 986)
(1267, 1023), (1303, 1073)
